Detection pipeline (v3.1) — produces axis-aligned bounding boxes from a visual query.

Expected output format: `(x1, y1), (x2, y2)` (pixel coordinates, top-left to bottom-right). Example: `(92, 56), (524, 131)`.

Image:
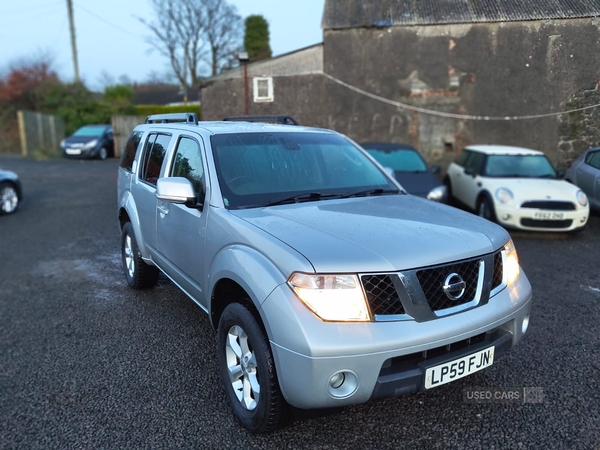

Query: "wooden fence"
(111, 115), (146, 158)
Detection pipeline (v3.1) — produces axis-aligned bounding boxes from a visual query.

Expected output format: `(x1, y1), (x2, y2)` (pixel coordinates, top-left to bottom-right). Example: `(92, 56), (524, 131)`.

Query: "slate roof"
(322, 0), (600, 29)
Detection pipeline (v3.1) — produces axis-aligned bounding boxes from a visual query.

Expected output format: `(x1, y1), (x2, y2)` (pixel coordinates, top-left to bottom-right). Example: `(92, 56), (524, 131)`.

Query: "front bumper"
(62, 147), (98, 159)
(494, 202), (588, 231)
(262, 273), (532, 410)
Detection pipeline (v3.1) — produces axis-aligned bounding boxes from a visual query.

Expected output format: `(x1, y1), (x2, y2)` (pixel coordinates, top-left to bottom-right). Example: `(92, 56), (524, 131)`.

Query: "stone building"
(200, 0), (600, 168)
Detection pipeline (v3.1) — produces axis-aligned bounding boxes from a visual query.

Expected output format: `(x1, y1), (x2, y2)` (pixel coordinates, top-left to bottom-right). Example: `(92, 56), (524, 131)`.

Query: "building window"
(253, 77), (274, 102)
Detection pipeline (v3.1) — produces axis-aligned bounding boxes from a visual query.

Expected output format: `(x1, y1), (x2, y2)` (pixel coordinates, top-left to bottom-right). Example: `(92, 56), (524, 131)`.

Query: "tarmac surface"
(1, 155), (598, 449)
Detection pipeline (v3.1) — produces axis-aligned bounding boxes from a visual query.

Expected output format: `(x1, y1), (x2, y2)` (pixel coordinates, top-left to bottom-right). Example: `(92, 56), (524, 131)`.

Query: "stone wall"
(558, 82), (600, 168)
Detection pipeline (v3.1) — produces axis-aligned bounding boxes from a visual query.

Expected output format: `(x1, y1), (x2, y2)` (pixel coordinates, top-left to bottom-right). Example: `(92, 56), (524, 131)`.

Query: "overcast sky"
(0, 0), (325, 90)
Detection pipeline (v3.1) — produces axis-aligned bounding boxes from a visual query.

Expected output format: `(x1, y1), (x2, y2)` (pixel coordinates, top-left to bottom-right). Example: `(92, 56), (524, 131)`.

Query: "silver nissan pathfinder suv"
(117, 113), (532, 433)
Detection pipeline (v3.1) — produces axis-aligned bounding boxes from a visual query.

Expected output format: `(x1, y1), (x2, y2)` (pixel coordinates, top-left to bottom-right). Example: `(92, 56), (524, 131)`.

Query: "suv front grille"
(361, 250), (504, 320)
(361, 275), (405, 316)
(520, 201), (575, 211)
(416, 258), (480, 311)
(491, 251), (503, 291)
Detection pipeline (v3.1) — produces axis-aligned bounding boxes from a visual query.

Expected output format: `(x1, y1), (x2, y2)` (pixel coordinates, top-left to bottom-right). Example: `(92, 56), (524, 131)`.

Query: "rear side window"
(120, 131), (143, 171)
(141, 133), (172, 185)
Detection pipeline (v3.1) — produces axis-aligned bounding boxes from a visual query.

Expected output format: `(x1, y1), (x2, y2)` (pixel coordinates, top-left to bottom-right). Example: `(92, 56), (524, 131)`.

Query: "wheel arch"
(208, 245), (291, 338)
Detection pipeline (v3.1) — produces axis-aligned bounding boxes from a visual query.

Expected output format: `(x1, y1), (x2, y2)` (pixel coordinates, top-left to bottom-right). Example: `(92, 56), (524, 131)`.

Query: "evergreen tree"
(244, 15), (272, 62)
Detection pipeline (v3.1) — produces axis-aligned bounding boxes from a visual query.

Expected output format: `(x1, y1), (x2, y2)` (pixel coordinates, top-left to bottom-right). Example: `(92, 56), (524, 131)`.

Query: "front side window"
(211, 132), (399, 209)
(141, 133), (171, 185)
(484, 155), (557, 178)
(170, 136), (205, 200)
(455, 150), (472, 167)
(466, 152), (486, 175)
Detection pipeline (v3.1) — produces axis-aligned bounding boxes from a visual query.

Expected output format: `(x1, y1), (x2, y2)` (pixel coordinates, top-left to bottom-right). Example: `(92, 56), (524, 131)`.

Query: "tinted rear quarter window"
(120, 131), (143, 171)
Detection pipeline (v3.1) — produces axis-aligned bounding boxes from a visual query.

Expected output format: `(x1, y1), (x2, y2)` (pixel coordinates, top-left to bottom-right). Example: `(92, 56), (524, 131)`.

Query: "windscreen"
(211, 132), (398, 209)
(73, 126), (106, 137)
(485, 154), (557, 178)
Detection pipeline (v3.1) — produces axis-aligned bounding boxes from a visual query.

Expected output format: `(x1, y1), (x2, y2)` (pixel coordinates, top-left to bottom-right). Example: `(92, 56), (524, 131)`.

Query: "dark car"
(0, 169), (22, 215)
(565, 147), (600, 212)
(61, 125), (114, 160)
(360, 142), (447, 202)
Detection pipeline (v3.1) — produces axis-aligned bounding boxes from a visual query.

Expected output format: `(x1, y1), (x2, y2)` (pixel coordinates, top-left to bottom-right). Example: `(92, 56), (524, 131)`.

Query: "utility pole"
(66, 0), (80, 83)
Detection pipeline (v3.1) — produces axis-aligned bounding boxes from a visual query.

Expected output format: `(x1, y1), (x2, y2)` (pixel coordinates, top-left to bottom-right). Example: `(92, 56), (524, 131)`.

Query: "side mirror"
(157, 177), (198, 206)
(464, 167), (475, 177)
(431, 165), (441, 175)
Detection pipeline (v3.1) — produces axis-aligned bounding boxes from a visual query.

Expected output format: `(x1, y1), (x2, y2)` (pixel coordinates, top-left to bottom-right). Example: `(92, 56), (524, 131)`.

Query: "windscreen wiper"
(341, 188), (401, 198)
(267, 192), (344, 206)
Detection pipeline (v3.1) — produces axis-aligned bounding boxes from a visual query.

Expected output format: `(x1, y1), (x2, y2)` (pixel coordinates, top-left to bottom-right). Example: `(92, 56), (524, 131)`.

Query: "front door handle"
(157, 205), (169, 216)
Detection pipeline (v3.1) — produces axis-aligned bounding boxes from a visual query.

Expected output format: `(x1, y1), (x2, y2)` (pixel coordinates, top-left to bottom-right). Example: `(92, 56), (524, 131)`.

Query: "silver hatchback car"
(117, 113), (532, 433)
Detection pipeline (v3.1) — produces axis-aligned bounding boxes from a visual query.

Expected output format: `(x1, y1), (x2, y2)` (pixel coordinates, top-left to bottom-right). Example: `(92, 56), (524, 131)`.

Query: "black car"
(0, 169), (22, 215)
(360, 142), (447, 202)
(61, 125), (114, 160)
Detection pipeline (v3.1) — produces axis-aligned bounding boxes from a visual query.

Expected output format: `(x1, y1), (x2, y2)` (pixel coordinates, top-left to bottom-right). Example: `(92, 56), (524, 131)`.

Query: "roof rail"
(223, 115), (299, 125)
(145, 113), (198, 125)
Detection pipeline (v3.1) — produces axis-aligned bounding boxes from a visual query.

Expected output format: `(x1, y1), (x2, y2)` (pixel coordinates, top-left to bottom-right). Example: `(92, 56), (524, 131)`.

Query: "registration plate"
(533, 211), (564, 220)
(65, 148), (82, 155)
(425, 347), (494, 389)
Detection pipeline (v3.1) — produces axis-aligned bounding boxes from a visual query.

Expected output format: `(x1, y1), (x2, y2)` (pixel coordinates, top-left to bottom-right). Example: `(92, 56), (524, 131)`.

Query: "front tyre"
(476, 195), (497, 222)
(98, 147), (108, 160)
(121, 222), (159, 289)
(217, 303), (290, 433)
(0, 182), (19, 215)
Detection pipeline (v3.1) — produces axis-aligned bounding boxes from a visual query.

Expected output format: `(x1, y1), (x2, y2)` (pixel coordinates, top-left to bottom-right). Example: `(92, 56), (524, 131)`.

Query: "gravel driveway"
(1, 155), (598, 449)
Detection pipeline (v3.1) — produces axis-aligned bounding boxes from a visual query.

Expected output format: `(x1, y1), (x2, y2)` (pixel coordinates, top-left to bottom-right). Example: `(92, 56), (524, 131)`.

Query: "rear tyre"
(217, 303), (290, 433)
(121, 222), (159, 289)
(0, 182), (19, 215)
(476, 195), (497, 222)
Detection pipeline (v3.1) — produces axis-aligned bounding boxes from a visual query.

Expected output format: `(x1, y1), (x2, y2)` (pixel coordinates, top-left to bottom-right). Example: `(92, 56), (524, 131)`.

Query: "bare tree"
(140, 0), (242, 98)
(201, 0), (243, 76)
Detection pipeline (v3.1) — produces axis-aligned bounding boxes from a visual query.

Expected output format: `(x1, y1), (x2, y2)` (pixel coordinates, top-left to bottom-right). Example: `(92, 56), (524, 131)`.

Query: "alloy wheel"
(0, 185), (18, 213)
(225, 324), (260, 410)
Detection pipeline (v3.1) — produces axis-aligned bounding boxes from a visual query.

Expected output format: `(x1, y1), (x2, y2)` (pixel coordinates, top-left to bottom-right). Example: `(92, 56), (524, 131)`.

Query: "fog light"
(327, 370), (359, 399)
(501, 214), (511, 221)
(329, 372), (345, 389)
(581, 217), (587, 224)
(522, 314), (530, 334)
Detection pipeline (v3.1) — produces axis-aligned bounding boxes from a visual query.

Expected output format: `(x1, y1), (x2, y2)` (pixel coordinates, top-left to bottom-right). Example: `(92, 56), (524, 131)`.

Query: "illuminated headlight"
(576, 190), (588, 207)
(287, 273), (370, 322)
(495, 187), (514, 204)
(84, 139), (98, 149)
(427, 185), (447, 202)
(503, 239), (520, 286)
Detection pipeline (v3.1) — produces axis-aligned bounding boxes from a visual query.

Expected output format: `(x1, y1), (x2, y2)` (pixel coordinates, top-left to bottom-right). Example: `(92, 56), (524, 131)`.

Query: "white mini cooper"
(445, 145), (589, 232)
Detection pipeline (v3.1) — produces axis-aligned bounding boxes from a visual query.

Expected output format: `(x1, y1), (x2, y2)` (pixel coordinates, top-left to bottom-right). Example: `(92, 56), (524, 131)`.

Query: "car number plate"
(533, 211), (564, 220)
(66, 148), (82, 155)
(425, 346), (494, 389)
